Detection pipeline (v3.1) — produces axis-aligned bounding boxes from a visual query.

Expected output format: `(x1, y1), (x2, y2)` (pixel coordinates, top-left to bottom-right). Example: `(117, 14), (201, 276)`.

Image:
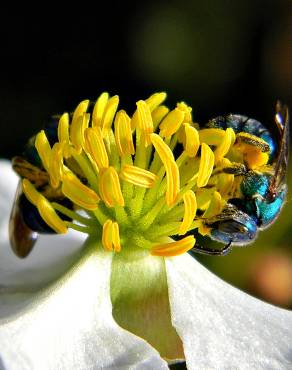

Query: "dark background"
(0, 1), (291, 309)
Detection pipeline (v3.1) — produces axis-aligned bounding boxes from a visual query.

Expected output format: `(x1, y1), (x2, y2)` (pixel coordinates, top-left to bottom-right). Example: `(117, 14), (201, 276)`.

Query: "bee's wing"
(9, 181), (38, 258)
(12, 156), (49, 186)
(270, 101), (289, 191)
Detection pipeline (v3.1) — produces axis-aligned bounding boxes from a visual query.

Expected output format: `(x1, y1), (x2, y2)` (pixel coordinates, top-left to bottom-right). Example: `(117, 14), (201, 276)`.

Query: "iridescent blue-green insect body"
(195, 102), (289, 256)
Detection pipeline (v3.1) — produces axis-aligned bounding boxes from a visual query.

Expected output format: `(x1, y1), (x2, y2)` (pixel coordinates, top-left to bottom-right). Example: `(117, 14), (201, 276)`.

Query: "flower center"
(20, 92), (269, 256)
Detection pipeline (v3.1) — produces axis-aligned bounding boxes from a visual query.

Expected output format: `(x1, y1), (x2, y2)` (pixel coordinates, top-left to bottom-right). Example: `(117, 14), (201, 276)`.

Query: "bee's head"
(207, 205), (258, 245)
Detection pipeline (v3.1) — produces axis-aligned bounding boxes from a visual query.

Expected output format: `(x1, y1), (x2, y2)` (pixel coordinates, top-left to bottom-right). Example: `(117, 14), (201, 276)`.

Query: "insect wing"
(269, 101), (289, 194)
(9, 181), (38, 258)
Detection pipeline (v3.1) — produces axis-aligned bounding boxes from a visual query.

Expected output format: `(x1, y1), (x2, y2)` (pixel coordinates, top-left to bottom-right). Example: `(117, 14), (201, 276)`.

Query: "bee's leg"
(190, 241), (232, 256)
(222, 163), (247, 176)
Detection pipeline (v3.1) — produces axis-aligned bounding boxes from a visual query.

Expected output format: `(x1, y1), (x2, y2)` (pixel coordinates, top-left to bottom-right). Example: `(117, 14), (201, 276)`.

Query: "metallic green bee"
(192, 101), (289, 255)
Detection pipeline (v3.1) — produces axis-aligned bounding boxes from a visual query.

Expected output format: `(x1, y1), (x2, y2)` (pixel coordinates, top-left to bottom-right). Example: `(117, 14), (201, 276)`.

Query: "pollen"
(19, 92), (263, 257)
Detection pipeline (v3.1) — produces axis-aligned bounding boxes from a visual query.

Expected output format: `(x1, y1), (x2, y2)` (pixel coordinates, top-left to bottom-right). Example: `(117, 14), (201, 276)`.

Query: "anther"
(62, 171), (99, 210)
(179, 190), (197, 235)
(151, 235), (196, 257)
(22, 179), (67, 234)
(35, 130), (52, 172)
(101, 95), (119, 136)
(92, 92), (109, 128)
(85, 127), (109, 169)
(184, 123), (200, 157)
(136, 100), (154, 147)
(159, 108), (185, 138)
(197, 143), (215, 188)
(99, 167), (125, 207)
(120, 165), (157, 188)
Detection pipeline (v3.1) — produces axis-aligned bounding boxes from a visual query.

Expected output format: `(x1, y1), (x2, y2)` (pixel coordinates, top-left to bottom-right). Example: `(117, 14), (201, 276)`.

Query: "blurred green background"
(0, 1), (291, 309)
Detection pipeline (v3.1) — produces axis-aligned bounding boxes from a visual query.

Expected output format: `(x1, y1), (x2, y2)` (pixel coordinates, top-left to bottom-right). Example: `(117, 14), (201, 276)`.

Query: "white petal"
(0, 243), (168, 370)
(166, 253), (292, 370)
(0, 160), (19, 238)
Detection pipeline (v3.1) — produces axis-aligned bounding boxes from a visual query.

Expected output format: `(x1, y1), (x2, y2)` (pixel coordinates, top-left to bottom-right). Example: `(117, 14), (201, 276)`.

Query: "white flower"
(1, 159), (292, 370)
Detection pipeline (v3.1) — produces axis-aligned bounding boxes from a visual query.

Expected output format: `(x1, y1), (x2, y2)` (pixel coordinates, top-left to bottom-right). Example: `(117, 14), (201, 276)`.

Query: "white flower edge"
(166, 254), (292, 370)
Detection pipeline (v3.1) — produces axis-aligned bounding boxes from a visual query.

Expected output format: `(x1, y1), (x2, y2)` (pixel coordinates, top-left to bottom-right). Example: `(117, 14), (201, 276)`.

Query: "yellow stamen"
(99, 167), (125, 207)
(57, 113), (71, 158)
(199, 128), (225, 146)
(152, 105), (170, 130)
(114, 110), (135, 156)
(202, 191), (224, 219)
(92, 92), (109, 128)
(101, 95), (119, 136)
(102, 219), (113, 251)
(166, 160), (180, 206)
(176, 102), (192, 123)
(145, 92), (167, 111)
(214, 127), (235, 162)
(70, 113), (90, 153)
(120, 165), (157, 188)
(136, 100), (154, 147)
(112, 222), (121, 252)
(102, 219), (121, 252)
(22, 179), (67, 234)
(151, 235), (195, 257)
(58, 113), (70, 142)
(159, 108), (185, 138)
(62, 171), (99, 210)
(22, 178), (41, 205)
(196, 188), (214, 210)
(184, 123), (200, 157)
(85, 127), (109, 169)
(35, 130), (51, 172)
(131, 92), (167, 130)
(197, 143), (215, 188)
(179, 190), (197, 235)
(49, 142), (64, 188)
(150, 133), (180, 205)
(72, 100), (89, 124)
